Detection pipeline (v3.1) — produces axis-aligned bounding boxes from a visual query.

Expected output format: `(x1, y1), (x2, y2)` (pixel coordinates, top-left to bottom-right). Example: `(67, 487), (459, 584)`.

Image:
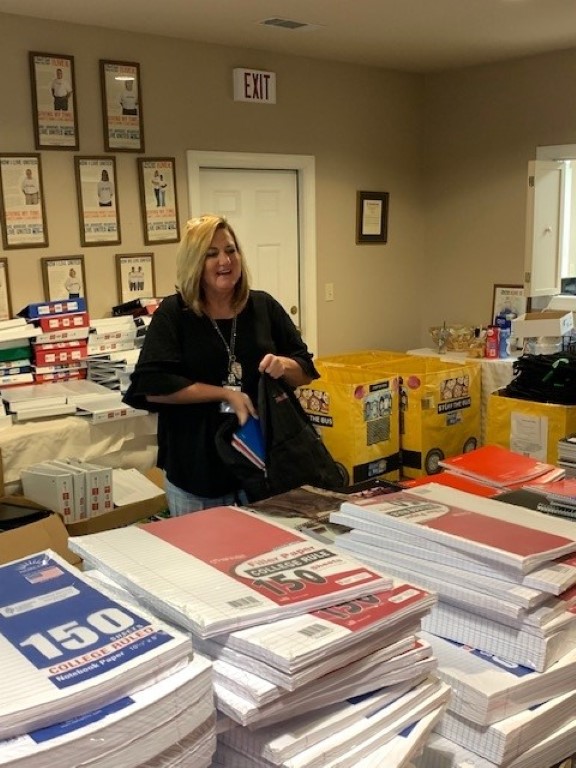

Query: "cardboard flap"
(0, 514), (81, 566)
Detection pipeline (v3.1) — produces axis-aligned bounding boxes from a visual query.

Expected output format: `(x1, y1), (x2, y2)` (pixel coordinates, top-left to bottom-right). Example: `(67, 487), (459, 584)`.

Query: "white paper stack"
(415, 720), (576, 768)
(213, 642), (437, 728)
(434, 685), (576, 765)
(331, 484), (576, 671)
(333, 484), (576, 574)
(0, 655), (215, 768)
(208, 581), (435, 676)
(420, 599), (576, 672)
(0, 550), (192, 739)
(214, 677), (450, 768)
(420, 631), (576, 725)
(68, 506), (393, 638)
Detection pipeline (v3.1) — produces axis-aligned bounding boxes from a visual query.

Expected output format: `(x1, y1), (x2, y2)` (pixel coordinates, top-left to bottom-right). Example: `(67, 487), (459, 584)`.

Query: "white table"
(0, 413), (158, 491)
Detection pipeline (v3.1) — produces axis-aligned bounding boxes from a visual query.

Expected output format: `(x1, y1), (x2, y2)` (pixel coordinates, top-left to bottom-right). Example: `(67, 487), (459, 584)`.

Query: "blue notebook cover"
(232, 415), (266, 468)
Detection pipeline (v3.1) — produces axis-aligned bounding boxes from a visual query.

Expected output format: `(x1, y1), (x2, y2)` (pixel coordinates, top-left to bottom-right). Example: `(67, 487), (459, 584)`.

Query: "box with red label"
(34, 369), (87, 383)
(18, 298), (87, 319)
(33, 341), (88, 366)
(34, 327), (90, 345)
(36, 313), (90, 332)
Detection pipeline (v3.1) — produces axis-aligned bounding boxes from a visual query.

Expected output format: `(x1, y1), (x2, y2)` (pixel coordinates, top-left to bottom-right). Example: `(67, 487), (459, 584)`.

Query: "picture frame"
(137, 157), (180, 244)
(115, 253), (156, 303)
(0, 153), (48, 249)
(356, 190), (389, 244)
(491, 284), (527, 323)
(0, 259), (13, 321)
(75, 156), (121, 246)
(100, 60), (144, 152)
(29, 51), (79, 150)
(41, 255), (87, 304)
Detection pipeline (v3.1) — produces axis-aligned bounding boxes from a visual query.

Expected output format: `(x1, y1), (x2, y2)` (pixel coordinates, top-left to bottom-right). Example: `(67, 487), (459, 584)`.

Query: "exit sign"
(233, 68), (276, 104)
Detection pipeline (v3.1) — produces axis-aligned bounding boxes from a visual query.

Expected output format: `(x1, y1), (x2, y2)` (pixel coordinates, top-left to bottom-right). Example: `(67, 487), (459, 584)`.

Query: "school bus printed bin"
(362, 356), (481, 478)
(297, 360), (403, 486)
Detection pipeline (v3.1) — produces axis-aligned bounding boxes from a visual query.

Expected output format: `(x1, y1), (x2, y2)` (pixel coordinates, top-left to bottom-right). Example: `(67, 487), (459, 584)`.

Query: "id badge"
(220, 383), (241, 413)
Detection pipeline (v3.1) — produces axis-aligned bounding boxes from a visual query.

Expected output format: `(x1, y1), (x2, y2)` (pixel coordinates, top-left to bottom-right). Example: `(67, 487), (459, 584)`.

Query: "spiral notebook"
(232, 416), (266, 469)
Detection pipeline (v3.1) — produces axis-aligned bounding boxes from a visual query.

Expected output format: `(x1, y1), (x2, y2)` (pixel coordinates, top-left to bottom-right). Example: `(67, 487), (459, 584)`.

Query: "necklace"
(209, 315), (242, 384)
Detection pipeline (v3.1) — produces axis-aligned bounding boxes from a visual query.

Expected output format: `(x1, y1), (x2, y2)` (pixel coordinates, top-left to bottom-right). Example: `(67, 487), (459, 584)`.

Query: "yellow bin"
(362, 356), (481, 477)
(297, 360), (401, 485)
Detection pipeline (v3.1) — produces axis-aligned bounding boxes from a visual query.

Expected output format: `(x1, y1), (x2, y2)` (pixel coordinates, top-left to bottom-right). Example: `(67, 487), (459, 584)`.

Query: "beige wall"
(0, 12), (424, 356)
(422, 48), (576, 338)
(4, 12), (576, 357)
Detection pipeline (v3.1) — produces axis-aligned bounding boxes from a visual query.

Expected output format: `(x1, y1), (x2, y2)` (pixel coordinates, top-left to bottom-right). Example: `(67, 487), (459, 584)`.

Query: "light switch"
(325, 282), (335, 301)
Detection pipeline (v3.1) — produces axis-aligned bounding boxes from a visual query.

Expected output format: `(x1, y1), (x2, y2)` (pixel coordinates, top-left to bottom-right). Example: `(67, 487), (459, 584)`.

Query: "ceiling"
(3, 0), (576, 73)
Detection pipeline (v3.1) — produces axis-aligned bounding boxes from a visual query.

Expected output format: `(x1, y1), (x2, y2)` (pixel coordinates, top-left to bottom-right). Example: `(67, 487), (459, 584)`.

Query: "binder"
(43, 460), (89, 521)
(21, 466), (75, 522)
(64, 459), (113, 516)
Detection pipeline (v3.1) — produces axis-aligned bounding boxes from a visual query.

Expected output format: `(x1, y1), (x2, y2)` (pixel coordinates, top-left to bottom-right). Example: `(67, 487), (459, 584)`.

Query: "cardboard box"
(512, 310), (574, 339)
(0, 511), (81, 567)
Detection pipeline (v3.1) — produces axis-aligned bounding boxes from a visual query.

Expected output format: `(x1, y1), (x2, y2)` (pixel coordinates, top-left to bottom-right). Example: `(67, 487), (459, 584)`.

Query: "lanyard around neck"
(209, 315), (242, 383)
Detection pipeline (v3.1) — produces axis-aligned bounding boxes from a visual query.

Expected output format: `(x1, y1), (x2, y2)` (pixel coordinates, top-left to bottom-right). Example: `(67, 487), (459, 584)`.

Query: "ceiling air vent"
(260, 18), (313, 30)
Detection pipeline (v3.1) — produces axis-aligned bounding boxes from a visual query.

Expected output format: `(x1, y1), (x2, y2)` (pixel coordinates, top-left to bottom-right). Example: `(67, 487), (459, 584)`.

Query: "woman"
(124, 215), (319, 515)
(97, 170), (114, 207)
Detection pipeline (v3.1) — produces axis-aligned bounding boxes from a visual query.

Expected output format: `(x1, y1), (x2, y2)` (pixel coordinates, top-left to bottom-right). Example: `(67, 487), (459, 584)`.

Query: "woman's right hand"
(224, 388), (257, 425)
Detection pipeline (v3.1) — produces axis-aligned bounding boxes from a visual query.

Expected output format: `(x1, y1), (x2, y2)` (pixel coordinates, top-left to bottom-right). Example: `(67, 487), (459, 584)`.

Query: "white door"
(524, 160), (565, 298)
(187, 150), (318, 352)
(199, 168), (300, 326)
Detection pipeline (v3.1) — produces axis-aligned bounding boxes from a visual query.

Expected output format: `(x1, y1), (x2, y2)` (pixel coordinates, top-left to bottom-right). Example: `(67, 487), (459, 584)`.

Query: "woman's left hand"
(258, 353), (286, 379)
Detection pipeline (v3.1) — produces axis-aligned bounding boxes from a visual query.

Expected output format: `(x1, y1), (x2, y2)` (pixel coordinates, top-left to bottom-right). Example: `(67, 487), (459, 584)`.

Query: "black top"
(124, 290), (319, 497)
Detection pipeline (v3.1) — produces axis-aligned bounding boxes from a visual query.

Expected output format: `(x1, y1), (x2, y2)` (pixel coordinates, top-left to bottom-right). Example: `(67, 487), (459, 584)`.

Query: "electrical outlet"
(325, 282), (335, 301)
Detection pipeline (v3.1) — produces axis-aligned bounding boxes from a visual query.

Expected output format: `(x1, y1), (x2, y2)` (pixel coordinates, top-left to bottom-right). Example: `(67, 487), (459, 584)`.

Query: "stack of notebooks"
(329, 479), (576, 767)
(87, 317), (137, 357)
(557, 433), (576, 478)
(0, 316), (41, 388)
(1, 380), (147, 423)
(19, 298), (91, 384)
(0, 549), (217, 768)
(436, 444), (565, 489)
(67, 506), (449, 765)
(331, 482), (576, 670)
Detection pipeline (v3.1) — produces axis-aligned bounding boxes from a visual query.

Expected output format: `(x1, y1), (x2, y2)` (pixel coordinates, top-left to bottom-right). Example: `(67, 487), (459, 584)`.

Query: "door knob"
(290, 305), (298, 315)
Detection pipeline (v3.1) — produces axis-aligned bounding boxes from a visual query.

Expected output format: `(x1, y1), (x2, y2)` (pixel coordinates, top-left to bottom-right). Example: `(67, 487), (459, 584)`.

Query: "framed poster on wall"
(100, 60), (144, 152)
(115, 253), (156, 303)
(29, 51), (79, 150)
(41, 255), (87, 303)
(0, 153), (48, 249)
(137, 157), (180, 244)
(75, 156), (121, 246)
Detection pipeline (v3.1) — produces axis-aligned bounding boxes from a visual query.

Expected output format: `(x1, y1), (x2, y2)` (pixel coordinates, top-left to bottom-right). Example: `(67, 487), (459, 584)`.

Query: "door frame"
(187, 150), (318, 352)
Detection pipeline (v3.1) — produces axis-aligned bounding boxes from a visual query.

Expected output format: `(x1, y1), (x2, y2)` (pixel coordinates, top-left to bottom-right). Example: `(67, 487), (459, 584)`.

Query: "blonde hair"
(175, 215), (250, 315)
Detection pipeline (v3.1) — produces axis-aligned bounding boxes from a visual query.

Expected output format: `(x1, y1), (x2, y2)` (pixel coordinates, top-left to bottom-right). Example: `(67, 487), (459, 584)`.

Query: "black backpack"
(215, 374), (346, 502)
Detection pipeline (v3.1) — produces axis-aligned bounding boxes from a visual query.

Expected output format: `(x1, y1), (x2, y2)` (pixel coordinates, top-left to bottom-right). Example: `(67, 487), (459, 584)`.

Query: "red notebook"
(438, 444), (564, 488)
(401, 470), (500, 498)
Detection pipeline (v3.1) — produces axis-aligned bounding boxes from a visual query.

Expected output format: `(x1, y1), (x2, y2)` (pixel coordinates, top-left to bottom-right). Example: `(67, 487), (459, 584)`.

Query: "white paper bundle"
(210, 580), (434, 672)
(416, 717), (576, 768)
(0, 654), (212, 768)
(332, 509), (576, 595)
(214, 654), (437, 728)
(213, 638), (434, 723)
(421, 600), (576, 671)
(336, 532), (576, 633)
(0, 550), (192, 740)
(221, 663), (440, 765)
(421, 631), (576, 725)
(69, 506), (392, 638)
(435, 685), (576, 765)
(334, 485), (576, 575)
(206, 633), (421, 701)
(218, 677), (450, 768)
(139, 713), (216, 768)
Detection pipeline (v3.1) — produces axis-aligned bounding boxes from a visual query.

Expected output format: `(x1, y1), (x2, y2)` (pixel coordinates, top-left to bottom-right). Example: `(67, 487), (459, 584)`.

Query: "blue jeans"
(165, 478), (248, 516)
